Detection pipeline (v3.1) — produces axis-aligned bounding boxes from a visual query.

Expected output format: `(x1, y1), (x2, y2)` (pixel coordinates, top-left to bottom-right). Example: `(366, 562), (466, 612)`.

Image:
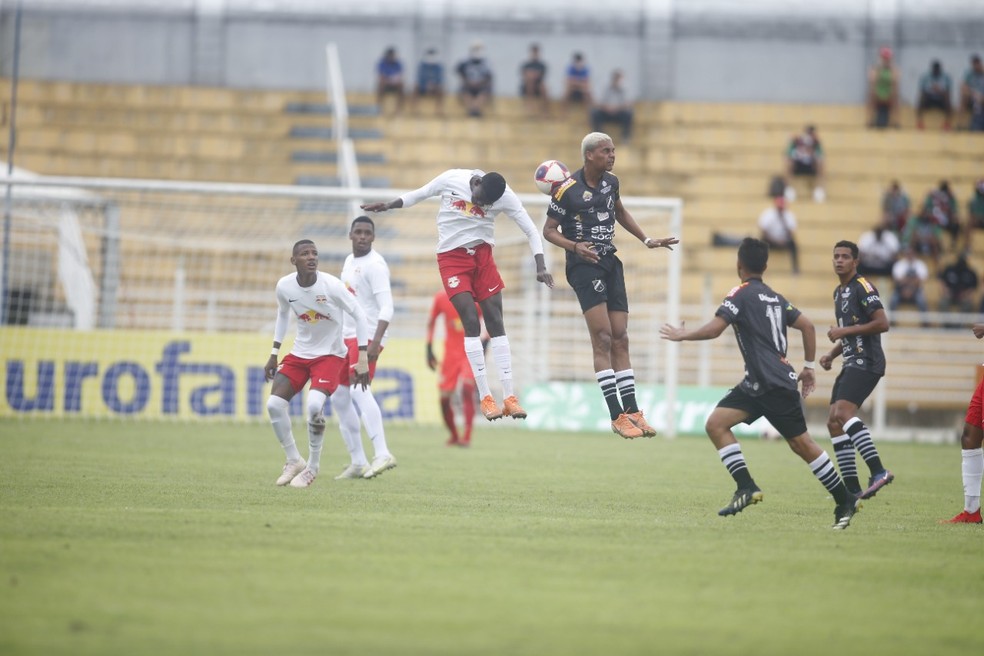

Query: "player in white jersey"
(264, 239), (371, 489)
(333, 216), (398, 479)
(361, 169), (554, 421)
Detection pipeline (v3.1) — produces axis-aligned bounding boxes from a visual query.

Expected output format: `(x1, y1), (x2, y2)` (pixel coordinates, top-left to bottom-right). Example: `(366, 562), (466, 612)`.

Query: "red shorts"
(439, 353), (474, 393)
(277, 353), (346, 394)
(965, 376), (984, 428)
(338, 337), (381, 386)
(437, 243), (505, 303)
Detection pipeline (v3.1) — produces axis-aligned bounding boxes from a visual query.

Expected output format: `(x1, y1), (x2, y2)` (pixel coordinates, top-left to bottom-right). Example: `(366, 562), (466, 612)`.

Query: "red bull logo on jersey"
(298, 310), (332, 323)
(449, 198), (486, 218)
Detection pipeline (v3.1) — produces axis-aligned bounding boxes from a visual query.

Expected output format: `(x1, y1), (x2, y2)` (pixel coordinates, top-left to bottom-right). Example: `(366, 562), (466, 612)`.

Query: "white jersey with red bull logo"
(399, 168), (545, 256)
(273, 271), (369, 360)
(340, 249), (394, 343)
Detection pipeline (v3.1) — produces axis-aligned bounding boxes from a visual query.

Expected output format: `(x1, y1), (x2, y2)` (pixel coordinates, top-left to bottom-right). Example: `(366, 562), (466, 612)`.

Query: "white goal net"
(0, 175), (686, 432)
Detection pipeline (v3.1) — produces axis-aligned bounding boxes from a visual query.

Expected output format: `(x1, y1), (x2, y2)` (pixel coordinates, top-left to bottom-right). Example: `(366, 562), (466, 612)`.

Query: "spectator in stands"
(457, 41), (493, 118)
(922, 181), (961, 252)
(965, 179), (984, 250)
(564, 52), (592, 112)
(375, 47), (405, 115)
(938, 252), (979, 324)
(960, 54), (984, 131)
(412, 47), (444, 116)
(889, 246), (930, 326)
(784, 125), (826, 203)
(867, 46), (900, 129)
(520, 43), (549, 117)
(757, 195), (799, 274)
(901, 207), (944, 267)
(767, 174), (801, 202)
(881, 180), (911, 233)
(591, 70), (633, 141)
(857, 223), (901, 278)
(916, 60), (953, 130)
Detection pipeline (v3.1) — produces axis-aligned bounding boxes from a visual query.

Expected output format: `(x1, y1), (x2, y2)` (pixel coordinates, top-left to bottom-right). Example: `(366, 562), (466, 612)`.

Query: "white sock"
(464, 336), (492, 398)
(352, 385), (390, 458)
(489, 335), (514, 398)
(305, 389), (328, 473)
(962, 448), (984, 513)
(331, 386), (369, 467)
(267, 395), (302, 462)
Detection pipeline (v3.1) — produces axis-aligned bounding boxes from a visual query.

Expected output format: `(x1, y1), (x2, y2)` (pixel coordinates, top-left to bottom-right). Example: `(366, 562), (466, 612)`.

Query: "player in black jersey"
(543, 132), (680, 439)
(819, 241), (894, 499)
(661, 238), (861, 529)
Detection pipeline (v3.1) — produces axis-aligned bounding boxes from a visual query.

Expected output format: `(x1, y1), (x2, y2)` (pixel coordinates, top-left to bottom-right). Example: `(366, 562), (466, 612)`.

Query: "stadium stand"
(1, 80), (980, 418)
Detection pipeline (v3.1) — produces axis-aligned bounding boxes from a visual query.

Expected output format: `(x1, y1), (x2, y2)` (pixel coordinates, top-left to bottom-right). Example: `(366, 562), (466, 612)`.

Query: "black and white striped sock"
(844, 417), (884, 475)
(809, 451), (850, 505)
(831, 434), (861, 494)
(718, 443), (756, 489)
(596, 369), (623, 420)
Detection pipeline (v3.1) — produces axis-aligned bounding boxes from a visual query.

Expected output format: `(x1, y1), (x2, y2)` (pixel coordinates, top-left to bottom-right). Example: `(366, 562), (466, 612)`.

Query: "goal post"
(0, 175), (684, 433)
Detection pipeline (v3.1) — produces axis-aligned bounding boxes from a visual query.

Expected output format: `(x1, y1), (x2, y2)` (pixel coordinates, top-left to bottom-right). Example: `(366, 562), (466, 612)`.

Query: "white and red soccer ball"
(534, 159), (570, 195)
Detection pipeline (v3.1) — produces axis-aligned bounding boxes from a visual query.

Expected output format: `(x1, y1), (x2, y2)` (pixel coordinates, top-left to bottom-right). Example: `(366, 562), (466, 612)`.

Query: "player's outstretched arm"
(361, 198), (404, 212)
(614, 198), (680, 250)
(659, 316), (728, 342)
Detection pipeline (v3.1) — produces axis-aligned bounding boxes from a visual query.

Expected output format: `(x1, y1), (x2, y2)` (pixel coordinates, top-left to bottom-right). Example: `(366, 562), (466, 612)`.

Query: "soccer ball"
(534, 159), (570, 195)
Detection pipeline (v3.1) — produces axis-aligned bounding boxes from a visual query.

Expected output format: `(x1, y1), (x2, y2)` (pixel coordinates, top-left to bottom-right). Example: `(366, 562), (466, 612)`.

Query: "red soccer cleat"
(942, 509), (982, 524)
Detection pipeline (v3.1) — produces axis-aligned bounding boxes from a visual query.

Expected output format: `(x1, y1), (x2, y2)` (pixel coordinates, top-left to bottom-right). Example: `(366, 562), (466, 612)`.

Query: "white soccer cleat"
(288, 467), (317, 488)
(334, 463), (371, 480)
(276, 459), (307, 486)
(364, 454), (398, 479)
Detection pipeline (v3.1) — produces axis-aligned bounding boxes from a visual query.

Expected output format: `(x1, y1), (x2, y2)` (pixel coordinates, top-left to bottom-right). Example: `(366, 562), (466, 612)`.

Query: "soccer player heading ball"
(361, 169), (554, 421)
(542, 131), (679, 439)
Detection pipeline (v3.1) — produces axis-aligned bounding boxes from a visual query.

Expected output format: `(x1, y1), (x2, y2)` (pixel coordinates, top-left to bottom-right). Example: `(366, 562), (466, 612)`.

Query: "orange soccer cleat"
(626, 410), (657, 437)
(611, 413), (644, 439)
(480, 395), (503, 421)
(502, 395), (528, 419)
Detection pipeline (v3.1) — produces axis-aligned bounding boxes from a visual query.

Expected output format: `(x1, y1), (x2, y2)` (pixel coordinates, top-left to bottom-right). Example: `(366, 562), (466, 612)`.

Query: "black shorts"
(830, 367), (883, 407)
(566, 254), (628, 313)
(717, 386), (808, 439)
(918, 93), (950, 111)
(792, 161), (817, 176)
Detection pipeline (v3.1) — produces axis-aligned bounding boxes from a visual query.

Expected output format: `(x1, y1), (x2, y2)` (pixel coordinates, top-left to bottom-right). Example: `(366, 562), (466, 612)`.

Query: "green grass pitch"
(1, 419), (980, 655)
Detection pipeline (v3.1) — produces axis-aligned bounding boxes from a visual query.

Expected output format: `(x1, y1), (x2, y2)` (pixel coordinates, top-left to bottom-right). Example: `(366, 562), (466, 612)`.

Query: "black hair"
(351, 215), (375, 231)
(480, 172), (507, 204)
(293, 239), (315, 254)
(834, 240), (859, 259)
(738, 237), (769, 274)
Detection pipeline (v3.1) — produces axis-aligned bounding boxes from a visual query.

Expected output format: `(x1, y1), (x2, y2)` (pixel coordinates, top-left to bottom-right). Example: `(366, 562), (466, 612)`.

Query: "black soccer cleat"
(718, 487), (764, 517)
(832, 497), (862, 530)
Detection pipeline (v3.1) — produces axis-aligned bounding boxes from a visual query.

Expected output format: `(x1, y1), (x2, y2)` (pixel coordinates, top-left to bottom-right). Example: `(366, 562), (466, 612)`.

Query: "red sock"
(461, 382), (476, 443)
(440, 397), (459, 442)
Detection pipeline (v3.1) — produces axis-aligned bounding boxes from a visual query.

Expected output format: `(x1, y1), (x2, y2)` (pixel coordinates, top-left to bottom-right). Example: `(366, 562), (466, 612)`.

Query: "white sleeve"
(333, 278), (370, 345)
(370, 261), (395, 324)
(273, 283), (290, 344)
(400, 170), (454, 208)
(499, 187), (544, 256)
